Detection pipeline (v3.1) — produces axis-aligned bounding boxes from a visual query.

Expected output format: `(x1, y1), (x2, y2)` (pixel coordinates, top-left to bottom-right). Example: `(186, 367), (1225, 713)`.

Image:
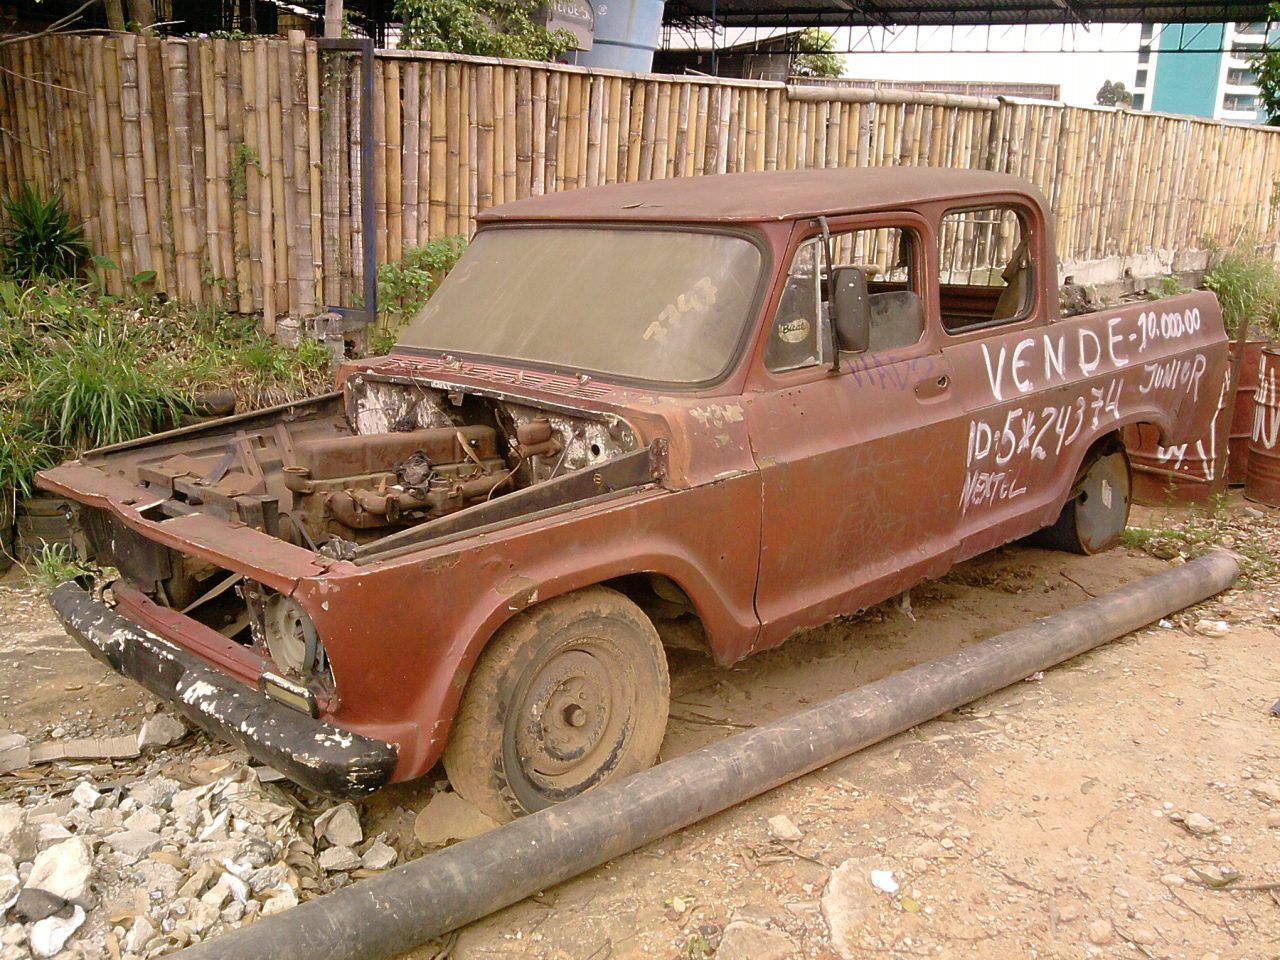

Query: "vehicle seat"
(866, 290), (925, 352)
(993, 240), (1031, 321)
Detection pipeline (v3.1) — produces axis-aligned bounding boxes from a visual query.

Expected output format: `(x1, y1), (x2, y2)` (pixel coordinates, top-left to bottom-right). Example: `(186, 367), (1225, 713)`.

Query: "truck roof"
(476, 167), (1041, 225)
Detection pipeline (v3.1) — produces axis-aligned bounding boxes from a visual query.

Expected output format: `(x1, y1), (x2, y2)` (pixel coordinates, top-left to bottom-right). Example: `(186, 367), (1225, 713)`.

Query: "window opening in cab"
(938, 205), (1033, 333)
(396, 226), (764, 386)
(765, 226), (925, 373)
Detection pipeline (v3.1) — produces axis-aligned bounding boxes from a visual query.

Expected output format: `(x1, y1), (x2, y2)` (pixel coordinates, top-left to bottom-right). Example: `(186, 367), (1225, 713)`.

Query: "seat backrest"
(866, 290), (925, 353)
(993, 239), (1031, 321)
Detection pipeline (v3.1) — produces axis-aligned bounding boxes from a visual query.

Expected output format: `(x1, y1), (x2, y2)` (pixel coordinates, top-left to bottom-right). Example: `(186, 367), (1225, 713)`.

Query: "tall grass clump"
(0, 186), (89, 282)
(1203, 248), (1280, 339)
(23, 320), (191, 450)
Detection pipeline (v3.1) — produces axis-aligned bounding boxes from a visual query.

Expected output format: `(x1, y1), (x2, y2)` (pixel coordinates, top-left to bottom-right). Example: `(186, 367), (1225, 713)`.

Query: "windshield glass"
(396, 226), (764, 384)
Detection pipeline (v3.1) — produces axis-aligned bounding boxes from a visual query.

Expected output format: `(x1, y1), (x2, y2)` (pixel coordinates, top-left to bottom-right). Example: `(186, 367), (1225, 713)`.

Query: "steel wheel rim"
(510, 636), (635, 802)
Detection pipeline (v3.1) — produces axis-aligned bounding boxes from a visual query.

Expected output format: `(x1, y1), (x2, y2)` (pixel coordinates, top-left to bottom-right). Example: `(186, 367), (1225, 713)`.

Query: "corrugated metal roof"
(476, 167), (1042, 224)
(662, 0), (1269, 29)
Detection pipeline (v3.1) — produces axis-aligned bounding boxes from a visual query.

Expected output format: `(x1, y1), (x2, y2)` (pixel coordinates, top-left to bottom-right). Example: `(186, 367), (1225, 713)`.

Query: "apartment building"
(1133, 21), (1272, 123)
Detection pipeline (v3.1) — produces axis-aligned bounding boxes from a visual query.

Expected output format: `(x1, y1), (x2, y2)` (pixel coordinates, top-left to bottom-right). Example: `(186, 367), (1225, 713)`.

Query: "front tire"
(443, 586), (670, 822)
(1032, 445), (1131, 555)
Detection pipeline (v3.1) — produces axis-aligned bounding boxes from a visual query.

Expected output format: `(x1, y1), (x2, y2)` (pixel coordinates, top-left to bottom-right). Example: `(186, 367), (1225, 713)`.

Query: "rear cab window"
(938, 205), (1034, 335)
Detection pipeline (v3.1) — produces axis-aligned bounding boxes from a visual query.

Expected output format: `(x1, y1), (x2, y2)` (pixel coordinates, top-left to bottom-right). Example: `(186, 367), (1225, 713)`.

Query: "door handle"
(915, 374), (951, 401)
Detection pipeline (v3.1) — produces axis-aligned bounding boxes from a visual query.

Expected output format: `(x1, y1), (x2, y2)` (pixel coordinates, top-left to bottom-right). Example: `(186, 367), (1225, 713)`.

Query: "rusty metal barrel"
(1245, 344), (1280, 507)
(1228, 340), (1266, 485)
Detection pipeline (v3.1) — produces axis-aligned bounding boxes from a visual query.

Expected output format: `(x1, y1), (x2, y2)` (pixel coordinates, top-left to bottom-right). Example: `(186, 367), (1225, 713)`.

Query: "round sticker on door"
(777, 317), (811, 344)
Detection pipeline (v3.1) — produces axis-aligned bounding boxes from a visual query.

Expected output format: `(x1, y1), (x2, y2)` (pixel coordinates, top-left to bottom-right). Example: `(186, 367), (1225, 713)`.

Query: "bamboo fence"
(4, 33), (1280, 326)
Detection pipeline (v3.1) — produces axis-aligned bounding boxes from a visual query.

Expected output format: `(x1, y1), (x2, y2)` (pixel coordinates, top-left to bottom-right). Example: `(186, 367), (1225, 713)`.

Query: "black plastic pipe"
(177, 550), (1239, 960)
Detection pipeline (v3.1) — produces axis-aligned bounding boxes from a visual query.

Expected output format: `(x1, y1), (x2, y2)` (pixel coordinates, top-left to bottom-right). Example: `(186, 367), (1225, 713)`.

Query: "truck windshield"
(396, 226), (763, 385)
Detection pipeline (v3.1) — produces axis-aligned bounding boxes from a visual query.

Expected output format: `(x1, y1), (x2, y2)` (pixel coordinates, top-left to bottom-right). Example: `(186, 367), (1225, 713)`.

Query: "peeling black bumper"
(48, 581), (398, 797)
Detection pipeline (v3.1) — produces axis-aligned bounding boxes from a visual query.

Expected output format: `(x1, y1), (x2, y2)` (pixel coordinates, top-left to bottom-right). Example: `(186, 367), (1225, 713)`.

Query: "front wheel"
(443, 586), (670, 822)
(1031, 445), (1132, 555)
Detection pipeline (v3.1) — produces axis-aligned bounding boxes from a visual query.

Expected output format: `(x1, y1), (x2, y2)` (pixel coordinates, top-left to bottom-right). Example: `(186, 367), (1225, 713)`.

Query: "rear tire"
(443, 586), (670, 822)
(1032, 446), (1131, 555)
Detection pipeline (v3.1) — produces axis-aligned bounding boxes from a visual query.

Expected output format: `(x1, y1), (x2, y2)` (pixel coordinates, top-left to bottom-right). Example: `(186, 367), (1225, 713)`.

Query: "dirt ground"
(1, 495), (1277, 960)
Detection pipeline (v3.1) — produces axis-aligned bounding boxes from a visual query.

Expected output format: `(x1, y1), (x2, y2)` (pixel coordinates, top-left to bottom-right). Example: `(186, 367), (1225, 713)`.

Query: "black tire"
(1032, 446), (1131, 555)
(443, 586), (670, 822)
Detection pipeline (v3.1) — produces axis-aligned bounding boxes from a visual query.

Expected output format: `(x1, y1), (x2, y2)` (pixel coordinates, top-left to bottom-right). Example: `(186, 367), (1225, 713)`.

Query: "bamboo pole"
(502, 66), (517, 200)
(531, 69), (547, 196)
(384, 58), (402, 259)
(402, 61), (420, 247)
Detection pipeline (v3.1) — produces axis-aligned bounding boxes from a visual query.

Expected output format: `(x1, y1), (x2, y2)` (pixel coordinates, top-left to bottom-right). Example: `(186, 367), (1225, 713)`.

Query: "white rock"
(870, 869), (899, 895)
(1184, 813), (1218, 836)
(1193, 619), (1230, 637)
(0, 735), (28, 776)
(24, 839), (92, 902)
(123, 915), (156, 954)
(33, 823), (72, 849)
(28, 905), (84, 958)
(129, 778), (183, 810)
(200, 878), (233, 910)
(0, 873), (18, 914)
(188, 900), (221, 935)
(318, 845), (362, 872)
(717, 921), (796, 960)
(823, 859), (875, 960)
(104, 829), (164, 862)
(123, 808), (163, 834)
(261, 886), (298, 916)
(767, 814), (804, 843)
(316, 803), (363, 848)
(70, 782), (100, 810)
(0, 806), (36, 863)
(361, 840), (398, 871)
(137, 714), (188, 750)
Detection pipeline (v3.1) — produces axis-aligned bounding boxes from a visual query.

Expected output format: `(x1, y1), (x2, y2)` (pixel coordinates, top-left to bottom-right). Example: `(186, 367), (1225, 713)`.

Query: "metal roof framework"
(661, 1), (1272, 30)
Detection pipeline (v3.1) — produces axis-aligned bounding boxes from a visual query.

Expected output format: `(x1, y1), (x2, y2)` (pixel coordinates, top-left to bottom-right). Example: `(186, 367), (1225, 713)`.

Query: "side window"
(938, 206), (1032, 334)
(765, 227), (926, 372)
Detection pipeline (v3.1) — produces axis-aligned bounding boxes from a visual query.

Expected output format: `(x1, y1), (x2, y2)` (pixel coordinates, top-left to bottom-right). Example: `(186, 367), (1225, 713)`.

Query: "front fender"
(291, 477), (763, 781)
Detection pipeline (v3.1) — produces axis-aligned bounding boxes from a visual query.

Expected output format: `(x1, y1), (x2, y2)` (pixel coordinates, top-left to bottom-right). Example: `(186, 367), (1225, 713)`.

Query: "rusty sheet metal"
(477, 167), (1042, 225)
(1245, 344), (1280, 507)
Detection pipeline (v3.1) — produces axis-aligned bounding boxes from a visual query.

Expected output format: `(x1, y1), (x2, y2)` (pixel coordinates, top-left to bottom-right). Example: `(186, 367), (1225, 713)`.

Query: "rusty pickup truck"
(40, 168), (1227, 819)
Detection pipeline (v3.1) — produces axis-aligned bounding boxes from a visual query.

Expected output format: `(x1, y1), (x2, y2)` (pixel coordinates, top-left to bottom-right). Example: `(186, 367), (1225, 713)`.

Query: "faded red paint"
(39, 169), (1228, 786)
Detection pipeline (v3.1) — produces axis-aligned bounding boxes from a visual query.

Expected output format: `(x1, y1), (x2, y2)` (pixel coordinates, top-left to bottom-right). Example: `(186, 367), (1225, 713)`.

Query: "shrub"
(373, 235), (467, 353)
(1203, 248), (1280, 339)
(0, 186), (90, 282)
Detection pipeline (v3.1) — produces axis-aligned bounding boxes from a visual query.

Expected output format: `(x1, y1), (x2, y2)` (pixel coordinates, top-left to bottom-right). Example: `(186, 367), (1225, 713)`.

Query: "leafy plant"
(0, 186), (90, 282)
(1095, 79), (1133, 107)
(792, 29), (844, 79)
(1203, 248), (1280, 339)
(396, 0), (576, 60)
(374, 235), (467, 352)
(1251, 5), (1280, 125)
(29, 542), (87, 590)
(1147, 274), (1188, 300)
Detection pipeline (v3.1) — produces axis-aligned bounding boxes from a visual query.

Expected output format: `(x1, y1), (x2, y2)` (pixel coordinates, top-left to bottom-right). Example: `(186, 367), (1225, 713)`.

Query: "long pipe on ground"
(178, 550), (1240, 960)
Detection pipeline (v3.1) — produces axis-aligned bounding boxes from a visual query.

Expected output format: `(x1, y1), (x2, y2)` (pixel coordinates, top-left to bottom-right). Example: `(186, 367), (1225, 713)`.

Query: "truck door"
(744, 216), (968, 651)
(934, 203), (1095, 559)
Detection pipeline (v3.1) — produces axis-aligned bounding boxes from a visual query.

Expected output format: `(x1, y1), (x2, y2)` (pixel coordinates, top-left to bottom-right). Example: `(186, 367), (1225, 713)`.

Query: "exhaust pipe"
(176, 550), (1239, 960)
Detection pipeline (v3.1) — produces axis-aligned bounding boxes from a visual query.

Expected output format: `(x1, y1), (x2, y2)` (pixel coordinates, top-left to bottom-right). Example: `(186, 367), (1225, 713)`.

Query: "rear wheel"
(1032, 445), (1131, 555)
(443, 586), (670, 822)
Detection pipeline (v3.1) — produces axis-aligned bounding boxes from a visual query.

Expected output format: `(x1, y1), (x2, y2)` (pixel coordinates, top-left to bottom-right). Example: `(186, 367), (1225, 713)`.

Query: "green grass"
(0, 280), (335, 506)
(29, 542), (87, 590)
